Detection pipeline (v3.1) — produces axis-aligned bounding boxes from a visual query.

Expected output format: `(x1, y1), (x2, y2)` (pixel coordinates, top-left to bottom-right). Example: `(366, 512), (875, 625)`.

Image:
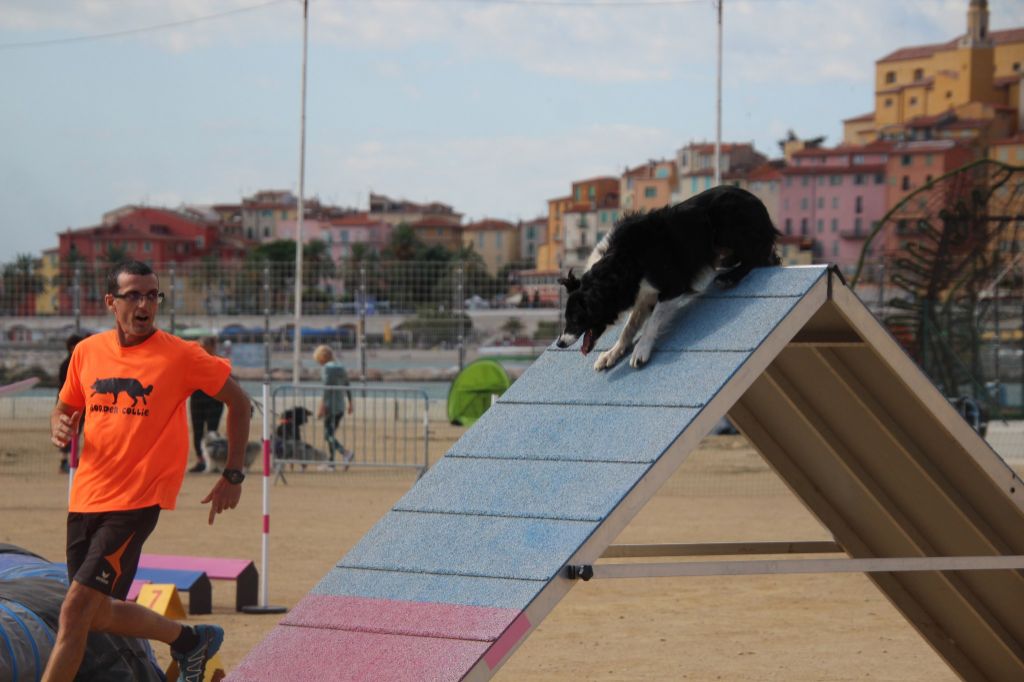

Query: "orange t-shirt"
(59, 329), (231, 513)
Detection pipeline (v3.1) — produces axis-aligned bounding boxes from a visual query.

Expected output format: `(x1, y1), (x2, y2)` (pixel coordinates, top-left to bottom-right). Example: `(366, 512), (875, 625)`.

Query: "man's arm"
(51, 400), (81, 449)
(200, 376), (252, 525)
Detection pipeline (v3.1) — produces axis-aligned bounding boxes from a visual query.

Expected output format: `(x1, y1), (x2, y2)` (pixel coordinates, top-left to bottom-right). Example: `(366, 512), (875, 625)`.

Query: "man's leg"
(42, 581), (183, 682)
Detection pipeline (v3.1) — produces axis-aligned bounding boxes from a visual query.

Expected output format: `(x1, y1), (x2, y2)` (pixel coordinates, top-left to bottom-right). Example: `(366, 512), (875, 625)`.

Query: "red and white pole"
(242, 382), (286, 614)
(67, 432), (79, 505)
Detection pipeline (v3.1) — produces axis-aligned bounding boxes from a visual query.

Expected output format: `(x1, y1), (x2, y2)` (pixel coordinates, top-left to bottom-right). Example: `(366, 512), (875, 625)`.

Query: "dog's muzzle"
(556, 333), (577, 349)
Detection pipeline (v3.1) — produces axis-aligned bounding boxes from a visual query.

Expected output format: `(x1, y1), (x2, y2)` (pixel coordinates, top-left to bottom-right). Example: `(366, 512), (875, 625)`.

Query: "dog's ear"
(558, 268), (581, 293)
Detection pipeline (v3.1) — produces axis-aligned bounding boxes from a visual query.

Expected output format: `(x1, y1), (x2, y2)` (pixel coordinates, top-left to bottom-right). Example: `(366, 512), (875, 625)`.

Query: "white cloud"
(308, 123), (674, 220)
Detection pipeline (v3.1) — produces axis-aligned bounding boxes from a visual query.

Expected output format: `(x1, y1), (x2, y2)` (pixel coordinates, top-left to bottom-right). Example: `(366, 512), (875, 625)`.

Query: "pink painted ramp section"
(228, 626), (490, 682)
(282, 594), (519, 642)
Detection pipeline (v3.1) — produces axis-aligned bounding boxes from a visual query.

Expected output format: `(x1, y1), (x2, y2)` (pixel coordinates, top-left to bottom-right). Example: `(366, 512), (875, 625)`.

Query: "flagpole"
(292, 0), (309, 385)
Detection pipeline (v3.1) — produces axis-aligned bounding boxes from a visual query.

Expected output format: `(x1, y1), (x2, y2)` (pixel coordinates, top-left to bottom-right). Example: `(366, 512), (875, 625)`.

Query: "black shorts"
(66, 505), (160, 600)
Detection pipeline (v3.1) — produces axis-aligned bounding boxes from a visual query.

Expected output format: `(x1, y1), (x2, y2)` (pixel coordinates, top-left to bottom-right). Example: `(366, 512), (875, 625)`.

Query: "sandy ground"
(0, 421), (986, 681)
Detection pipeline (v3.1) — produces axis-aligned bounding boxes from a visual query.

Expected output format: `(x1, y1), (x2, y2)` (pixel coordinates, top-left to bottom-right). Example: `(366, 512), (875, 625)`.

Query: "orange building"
(534, 177), (619, 274)
(620, 160), (677, 213)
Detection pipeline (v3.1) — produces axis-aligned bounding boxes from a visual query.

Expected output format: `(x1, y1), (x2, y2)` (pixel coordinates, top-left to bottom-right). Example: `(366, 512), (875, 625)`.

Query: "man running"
(46, 260), (252, 682)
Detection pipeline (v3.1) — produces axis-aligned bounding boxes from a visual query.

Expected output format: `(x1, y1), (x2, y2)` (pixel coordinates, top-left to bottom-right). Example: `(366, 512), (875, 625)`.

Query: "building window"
(832, 241), (839, 258)
(909, 96), (918, 106)
(854, 217), (862, 235)
(885, 71), (896, 84)
(884, 98), (893, 108)
(830, 175), (842, 186)
(496, 232), (503, 248)
(875, 173), (885, 184)
(831, 218), (838, 233)
(817, 219), (824, 233)
(800, 218), (808, 235)
(902, 176), (911, 190)
(801, 198), (809, 210)
(644, 187), (657, 198)
(832, 197), (839, 209)
(785, 218), (792, 235)
(855, 196), (863, 214)
(143, 241), (152, 252)
(901, 155), (912, 166)
(691, 177), (699, 192)
(801, 177), (809, 187)
(913, 68), (924, 81)
(817, 197), (824, 210)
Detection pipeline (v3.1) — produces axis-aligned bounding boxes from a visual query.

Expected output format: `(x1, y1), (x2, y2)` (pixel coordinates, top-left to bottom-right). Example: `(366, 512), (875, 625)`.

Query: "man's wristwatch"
(222, 468), (245, 485)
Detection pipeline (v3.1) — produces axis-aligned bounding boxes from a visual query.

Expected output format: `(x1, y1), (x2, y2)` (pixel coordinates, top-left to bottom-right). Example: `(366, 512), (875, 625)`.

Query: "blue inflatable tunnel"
(0, 544), (165, 682)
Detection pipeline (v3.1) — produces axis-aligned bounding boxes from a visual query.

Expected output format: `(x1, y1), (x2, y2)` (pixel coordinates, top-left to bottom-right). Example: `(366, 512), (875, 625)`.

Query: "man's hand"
(317, 403), (326, 419)
(51, 409), (81, 449)
(201, 477), (242, 525)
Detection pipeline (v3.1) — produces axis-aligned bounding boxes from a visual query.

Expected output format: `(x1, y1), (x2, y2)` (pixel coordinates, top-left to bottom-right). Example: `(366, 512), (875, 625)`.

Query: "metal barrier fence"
(269, 383), (429, 479)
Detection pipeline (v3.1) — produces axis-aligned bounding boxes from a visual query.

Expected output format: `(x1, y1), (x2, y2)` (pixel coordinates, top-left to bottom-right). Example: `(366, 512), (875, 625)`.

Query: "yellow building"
(844, 1), (1023, 146)
(462, 219), (519, 276)
(35, 248), (60, 315)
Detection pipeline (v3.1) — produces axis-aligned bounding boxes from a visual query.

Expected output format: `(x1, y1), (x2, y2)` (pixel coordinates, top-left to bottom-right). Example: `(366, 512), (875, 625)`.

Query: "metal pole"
(292, 0), (309, 385)
(457, 264), (465, 371)
(72, 266), (81, 334)
(714, 0), (723, 187)
(169, 263), (177, 335)
(264, 266), (272, 383)
(359, 266), (367, 378)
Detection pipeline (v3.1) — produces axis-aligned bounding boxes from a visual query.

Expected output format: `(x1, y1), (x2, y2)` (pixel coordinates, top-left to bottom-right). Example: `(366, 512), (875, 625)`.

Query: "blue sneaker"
(171, 624), (224, 682)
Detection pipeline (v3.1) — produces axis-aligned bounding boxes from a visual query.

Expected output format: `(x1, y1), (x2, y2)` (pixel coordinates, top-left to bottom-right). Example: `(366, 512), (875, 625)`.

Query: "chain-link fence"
(0, 260), (565, 386)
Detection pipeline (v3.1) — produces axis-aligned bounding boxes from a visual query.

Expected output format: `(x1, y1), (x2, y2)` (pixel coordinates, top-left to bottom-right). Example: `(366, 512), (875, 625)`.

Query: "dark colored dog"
(272, 406), (329, 464)
(556, 185), (780, 370)
(90, 377), (154, 407)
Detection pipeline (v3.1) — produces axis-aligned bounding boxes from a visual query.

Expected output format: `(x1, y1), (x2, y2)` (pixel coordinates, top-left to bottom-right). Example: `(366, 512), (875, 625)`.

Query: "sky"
(1, 0), (1022, 264)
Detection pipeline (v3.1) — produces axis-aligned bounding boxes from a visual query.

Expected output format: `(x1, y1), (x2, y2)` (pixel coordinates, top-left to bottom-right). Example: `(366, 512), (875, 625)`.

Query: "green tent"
(446, 359), (512, 427)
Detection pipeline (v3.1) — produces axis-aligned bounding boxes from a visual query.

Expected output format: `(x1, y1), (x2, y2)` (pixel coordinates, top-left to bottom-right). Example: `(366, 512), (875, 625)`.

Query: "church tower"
(956, 0), (996, 103)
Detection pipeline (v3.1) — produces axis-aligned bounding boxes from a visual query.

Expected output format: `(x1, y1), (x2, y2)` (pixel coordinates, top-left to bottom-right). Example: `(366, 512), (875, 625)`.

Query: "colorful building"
(844, 1), (1023, 146)
(56, 206), (246, 314)
(778, 144), (891, 271)
(672, 141), (768, 204)
(517, 217), (546, 266)
(620, 160), (677, 213)
(462, 219), (519, 275)
(535, 177), (619, 275)
(241, 190), (299, 242)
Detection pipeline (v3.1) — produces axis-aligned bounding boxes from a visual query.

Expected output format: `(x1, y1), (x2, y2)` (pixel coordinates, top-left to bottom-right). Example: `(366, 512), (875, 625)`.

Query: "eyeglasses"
(111, 291), (165, 305)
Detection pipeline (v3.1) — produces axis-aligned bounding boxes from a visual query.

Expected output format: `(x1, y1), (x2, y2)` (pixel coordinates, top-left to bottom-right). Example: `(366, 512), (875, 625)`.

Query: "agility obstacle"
(232, 265), (1024, 681)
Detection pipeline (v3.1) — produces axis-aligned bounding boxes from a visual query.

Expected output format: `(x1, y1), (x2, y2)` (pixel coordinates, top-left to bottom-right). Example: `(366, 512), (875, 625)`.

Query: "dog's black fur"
(556, 185), (780, 361)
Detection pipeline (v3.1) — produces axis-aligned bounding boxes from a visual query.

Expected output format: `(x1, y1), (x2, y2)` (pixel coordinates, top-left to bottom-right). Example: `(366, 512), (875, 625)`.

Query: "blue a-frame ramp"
(232, 266), (1024, 682)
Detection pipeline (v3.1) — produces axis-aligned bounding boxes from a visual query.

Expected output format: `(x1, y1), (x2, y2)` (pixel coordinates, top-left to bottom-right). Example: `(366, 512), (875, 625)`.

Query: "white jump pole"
(242, 382), (286, 614)
(67, 432), (78, 505)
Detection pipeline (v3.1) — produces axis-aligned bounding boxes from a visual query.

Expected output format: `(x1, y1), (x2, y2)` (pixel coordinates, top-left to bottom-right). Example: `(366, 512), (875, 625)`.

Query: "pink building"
(778, 143), (891, 271)
(278, 212), (392, 261)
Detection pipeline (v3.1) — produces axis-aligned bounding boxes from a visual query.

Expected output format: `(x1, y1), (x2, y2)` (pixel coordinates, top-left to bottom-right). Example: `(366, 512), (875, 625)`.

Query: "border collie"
(556, 185), (780, 370)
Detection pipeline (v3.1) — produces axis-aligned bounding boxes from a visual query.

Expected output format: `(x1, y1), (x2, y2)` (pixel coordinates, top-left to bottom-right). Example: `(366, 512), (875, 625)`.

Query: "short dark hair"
(107, 261), (156, 295)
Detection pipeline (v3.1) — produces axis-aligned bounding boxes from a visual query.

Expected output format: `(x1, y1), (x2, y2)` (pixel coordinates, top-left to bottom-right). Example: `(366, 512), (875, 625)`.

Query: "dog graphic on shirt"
(91, 378), (154, 407)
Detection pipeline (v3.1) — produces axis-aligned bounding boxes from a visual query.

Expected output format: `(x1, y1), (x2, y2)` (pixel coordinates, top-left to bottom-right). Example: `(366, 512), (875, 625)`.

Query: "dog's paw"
(593, 345), (624, 371)
(630, 339), (653, 368)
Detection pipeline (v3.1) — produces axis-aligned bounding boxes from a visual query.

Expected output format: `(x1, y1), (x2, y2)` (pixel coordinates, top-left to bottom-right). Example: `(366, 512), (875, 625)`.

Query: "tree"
(0, 254), (43, 316)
